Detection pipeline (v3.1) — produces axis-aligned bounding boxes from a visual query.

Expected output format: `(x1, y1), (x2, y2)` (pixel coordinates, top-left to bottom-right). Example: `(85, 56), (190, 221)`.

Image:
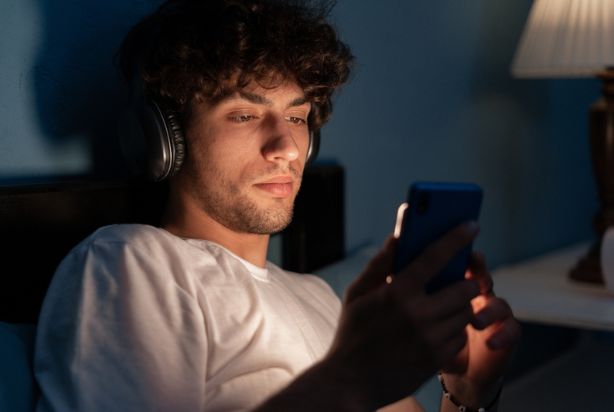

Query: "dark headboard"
(0, 180), (168, 323)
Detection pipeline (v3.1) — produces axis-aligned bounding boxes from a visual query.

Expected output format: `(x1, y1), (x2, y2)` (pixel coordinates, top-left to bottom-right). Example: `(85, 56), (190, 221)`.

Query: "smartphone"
(393, 182), (483, 293)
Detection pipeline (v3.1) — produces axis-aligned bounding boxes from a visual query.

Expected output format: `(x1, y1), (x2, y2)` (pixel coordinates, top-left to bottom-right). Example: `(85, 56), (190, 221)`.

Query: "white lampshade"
(511, 0), (614, 78)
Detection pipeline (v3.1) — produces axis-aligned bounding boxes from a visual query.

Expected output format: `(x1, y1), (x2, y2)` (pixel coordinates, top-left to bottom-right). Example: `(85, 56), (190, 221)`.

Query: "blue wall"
(0, 0), (598, 267)
(324, 0), (597, 266)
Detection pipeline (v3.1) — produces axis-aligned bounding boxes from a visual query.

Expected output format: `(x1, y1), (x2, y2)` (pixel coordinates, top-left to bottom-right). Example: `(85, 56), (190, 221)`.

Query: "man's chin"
(248, 208), (294, 235)
(211, 188), (297, 234)
(223, 201), (294, 235)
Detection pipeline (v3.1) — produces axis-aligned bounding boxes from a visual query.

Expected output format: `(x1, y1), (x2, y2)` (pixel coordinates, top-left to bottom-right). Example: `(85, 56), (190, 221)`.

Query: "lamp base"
(569, 243), (603, 284)
(570, 70), (614, 285)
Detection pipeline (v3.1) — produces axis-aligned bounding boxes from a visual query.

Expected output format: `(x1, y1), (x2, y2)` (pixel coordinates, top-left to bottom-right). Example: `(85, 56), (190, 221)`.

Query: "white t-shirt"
(34, 224), (341, 412)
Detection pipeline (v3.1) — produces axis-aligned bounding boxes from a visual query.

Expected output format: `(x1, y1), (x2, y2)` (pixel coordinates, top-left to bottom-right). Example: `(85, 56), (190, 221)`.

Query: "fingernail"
(474, 312), (488, 329)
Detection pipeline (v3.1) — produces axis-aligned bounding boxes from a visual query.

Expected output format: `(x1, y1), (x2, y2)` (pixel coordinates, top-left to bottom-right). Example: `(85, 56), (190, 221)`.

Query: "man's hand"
(323, 222), (482, 411)
(254, 222), (519, 412)
(439, 252), (521, 410)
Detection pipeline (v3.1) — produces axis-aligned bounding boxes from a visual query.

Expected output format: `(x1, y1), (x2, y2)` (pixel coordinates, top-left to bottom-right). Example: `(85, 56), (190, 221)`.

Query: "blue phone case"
(394, 182), (483, 293)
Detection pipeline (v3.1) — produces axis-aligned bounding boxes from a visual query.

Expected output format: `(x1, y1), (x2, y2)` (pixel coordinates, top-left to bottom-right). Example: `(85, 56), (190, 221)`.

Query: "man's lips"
(253, 176), (295, 197)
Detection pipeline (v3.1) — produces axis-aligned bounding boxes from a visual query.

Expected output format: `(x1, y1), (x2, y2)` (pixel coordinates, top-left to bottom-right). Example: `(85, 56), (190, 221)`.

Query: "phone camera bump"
(416, 192), (430, 215)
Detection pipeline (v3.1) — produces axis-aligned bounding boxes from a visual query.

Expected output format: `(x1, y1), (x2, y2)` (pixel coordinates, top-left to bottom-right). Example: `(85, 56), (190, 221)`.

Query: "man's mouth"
(253, 176), (295, 197)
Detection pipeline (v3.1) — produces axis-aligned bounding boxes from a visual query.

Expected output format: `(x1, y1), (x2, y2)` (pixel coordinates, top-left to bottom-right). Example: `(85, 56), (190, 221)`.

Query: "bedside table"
(492, 243), (614, 331)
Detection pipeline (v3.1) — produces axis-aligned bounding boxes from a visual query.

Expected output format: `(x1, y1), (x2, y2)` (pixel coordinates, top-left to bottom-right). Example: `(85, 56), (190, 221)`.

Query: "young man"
(34, 0), (520, 411)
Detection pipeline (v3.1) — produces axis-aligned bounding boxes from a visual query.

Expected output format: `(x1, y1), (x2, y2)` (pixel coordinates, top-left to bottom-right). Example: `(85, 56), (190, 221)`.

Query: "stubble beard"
(194, 164), (300, 235)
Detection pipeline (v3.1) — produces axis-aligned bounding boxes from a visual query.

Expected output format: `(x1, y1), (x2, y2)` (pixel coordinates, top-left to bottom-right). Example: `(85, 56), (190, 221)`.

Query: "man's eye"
(229, 114), (256, 123)
(286, 116), (307, 125)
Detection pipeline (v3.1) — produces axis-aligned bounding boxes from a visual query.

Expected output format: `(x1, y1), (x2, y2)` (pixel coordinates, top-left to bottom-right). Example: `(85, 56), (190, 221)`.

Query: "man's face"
(180, 80), (311, 235)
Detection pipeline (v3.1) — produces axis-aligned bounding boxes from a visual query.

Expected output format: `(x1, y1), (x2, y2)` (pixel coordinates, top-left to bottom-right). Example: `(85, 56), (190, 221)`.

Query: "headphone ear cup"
(119, 96), (186, 181)
(306, 130), (320, 165)
(162, 110), (186, 178)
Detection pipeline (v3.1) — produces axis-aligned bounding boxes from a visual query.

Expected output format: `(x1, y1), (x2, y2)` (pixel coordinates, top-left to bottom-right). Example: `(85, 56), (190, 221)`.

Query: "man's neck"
(160, 188), (270, 268)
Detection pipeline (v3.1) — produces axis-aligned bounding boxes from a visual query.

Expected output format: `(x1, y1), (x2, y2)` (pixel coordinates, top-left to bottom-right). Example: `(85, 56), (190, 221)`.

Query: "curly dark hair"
(118, 0), (353, 130)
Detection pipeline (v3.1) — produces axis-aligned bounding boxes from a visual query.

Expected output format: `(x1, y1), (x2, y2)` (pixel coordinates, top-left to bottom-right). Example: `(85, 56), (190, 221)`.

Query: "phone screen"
(394, 182), (483, 293)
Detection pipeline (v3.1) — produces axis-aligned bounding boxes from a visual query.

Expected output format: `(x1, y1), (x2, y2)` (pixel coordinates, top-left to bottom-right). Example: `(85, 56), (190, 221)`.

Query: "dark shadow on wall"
(31, 0), (163, 178)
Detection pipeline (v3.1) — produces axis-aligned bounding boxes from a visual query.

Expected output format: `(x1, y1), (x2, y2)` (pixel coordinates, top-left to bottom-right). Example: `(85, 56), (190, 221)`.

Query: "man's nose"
(261, 116), (300, 163)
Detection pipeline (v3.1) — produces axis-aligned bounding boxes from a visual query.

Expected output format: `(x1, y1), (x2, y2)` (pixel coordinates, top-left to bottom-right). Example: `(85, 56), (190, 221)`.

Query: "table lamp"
(511, 0), (614, 284)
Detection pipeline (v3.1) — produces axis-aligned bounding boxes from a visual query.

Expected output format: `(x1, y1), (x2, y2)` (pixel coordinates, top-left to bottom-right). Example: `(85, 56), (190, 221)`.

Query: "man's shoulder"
(85, 223), (167, 245)
(64, 224), (190, 265)
(68, 224), (222, 269)
(72, 224), (182, 253)
(50, 224), (206, 296)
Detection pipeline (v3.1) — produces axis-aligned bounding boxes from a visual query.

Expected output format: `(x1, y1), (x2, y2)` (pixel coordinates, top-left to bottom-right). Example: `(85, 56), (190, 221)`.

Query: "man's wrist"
(439, 373), (502, 411)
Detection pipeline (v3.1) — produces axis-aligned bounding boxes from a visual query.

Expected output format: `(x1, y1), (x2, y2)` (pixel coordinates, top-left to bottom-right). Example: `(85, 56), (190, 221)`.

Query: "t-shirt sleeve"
(34, 238), (207, 412)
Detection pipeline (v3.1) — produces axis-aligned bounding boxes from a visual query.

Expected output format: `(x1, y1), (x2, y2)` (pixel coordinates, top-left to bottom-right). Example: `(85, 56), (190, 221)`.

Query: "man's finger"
(486, 317), (522, 350)
(425, 303), (475, 344)
(345, 235), (397, 303)
(394, 221), (479, 292)
(427, 279), (480, 321)
(466, 251), (494, 295)
(471, 297), (513, 330)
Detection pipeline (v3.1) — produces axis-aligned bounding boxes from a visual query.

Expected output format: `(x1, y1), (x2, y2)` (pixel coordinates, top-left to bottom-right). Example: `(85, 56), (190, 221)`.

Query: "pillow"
(0, 322), (37, 412)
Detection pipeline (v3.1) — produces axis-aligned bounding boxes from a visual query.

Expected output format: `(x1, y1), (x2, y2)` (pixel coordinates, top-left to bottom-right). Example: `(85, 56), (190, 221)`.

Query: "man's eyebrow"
(234, 91), (309, 108)
(238, 91), (271, 105)
(288, 96), (309, 107)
